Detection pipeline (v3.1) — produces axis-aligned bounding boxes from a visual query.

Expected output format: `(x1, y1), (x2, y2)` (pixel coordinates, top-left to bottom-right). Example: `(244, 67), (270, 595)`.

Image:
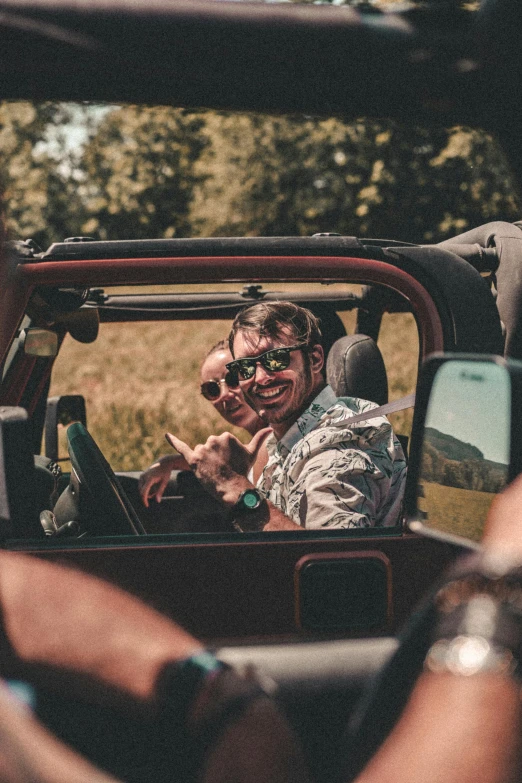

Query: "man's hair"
(228, 302), (322, 356)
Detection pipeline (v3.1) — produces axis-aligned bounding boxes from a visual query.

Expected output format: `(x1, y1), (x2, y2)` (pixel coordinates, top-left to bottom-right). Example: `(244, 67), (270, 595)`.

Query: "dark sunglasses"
(226, 344), (306, 381)
(200, 370), (240, 401)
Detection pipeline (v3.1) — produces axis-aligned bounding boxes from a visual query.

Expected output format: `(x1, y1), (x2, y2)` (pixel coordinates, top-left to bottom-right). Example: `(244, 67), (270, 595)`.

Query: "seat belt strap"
(344, 392), (416, 426)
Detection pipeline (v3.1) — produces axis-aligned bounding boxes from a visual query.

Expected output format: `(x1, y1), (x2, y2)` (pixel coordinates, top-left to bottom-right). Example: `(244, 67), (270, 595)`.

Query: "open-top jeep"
(1, 1), (522, 780)
(0, 227), (509, 643)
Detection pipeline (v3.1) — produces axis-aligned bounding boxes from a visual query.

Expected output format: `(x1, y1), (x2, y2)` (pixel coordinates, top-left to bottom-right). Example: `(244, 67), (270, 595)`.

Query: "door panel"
(8, 532), (458, 644)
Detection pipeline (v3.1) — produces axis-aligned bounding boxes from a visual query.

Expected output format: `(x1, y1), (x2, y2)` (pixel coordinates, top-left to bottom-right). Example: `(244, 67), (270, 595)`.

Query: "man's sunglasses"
(226, 344), (306, 381)
(200, 370), (240, 401)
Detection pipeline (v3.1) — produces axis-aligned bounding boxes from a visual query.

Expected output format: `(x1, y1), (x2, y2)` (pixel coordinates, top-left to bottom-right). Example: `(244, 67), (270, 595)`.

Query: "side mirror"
(45, 395), (87, 462)
(21, 328), (58, 357)
(405, 354), (522, 548)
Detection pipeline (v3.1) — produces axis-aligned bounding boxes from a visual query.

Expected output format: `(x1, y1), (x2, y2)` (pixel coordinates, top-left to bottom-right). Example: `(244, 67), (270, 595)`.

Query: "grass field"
(418, 480), (496, 542)
(49, 293), (418, 471)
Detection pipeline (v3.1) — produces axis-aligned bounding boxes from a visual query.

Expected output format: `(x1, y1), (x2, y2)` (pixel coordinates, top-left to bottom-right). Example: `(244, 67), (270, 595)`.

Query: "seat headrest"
(326, 334), (388, 406)
(306, 303), (347, 360)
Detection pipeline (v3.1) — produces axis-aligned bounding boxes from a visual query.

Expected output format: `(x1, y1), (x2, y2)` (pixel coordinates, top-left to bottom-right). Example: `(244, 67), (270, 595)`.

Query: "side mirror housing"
(45, 395), (87, 462)
(0, 406), (42, 539)
(405, 354), (522, 548)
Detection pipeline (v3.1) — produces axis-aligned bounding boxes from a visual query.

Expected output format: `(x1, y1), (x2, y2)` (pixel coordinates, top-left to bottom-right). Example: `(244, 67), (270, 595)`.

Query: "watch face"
(242, 490), (261, 510)
(233, 489), (267, 532)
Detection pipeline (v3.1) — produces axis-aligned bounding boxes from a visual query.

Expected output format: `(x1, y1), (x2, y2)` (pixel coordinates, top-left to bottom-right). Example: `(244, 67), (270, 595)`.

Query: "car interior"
(0, 232), (505, 542)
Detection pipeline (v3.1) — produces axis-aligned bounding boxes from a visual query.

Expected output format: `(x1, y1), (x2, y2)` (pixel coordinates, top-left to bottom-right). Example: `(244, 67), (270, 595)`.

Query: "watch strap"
(156, 652), (227, 724)
(156, 654), (273, 780)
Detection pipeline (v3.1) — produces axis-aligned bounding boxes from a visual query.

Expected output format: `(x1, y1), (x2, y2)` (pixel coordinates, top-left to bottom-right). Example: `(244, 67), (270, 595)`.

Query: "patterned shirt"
(258, 385), (407, 529)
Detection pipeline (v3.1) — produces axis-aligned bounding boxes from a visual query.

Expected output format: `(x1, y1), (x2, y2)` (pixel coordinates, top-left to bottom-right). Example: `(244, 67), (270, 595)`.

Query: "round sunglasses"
(200, 370), (240, 401)
(226, 344), (306, 381)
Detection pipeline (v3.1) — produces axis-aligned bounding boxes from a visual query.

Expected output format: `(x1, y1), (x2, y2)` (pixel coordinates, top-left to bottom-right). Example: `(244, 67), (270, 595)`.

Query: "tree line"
(421, 438), (507, 494)
(0, 101), (519, 250)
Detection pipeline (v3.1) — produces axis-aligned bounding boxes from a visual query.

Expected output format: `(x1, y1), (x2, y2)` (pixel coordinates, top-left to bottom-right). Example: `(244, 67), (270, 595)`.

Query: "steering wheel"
(65, 422), (145, 536)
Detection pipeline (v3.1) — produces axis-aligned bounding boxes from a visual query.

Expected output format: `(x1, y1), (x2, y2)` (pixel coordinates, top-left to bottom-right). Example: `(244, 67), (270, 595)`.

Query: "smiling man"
(167, 302), (407, 532)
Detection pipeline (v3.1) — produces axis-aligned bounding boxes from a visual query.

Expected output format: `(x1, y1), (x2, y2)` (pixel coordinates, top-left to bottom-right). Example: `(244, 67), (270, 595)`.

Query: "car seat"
(326, 334), (388, 406)
(305, 303), (347, 364)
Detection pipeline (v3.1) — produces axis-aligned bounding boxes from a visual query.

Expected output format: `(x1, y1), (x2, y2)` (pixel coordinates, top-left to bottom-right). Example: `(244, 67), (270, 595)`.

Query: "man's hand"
(165, 428), (271, 507)
(139, 454), (188, 507)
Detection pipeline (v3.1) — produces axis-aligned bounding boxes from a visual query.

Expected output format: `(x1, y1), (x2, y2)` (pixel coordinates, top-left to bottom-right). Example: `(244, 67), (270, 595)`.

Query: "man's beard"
(252, 352), (313, 425)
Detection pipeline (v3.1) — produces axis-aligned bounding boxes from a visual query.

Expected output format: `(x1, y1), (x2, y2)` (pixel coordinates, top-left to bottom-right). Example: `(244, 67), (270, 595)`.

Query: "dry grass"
(418, 480), (495, 543)
(51, 318), (243, 470)
(378, 312), (418, 436)
(49, 300), (419, 471)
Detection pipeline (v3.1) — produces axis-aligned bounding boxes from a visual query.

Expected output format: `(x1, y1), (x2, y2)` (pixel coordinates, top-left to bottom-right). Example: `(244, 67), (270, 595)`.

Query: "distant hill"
(422, 428), (507, 493)
(425, 427), (483, 462)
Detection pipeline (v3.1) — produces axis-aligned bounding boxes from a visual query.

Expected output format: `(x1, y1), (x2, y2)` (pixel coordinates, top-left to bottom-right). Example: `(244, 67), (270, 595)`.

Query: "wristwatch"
(425, 634), (516, 679)
(231, 488), (269, 532)
(424, 563), (522, 682)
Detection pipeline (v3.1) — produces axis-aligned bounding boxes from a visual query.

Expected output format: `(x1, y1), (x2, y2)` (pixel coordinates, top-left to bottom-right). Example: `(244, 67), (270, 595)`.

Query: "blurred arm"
(356, 672), (520, 783)
(0, 551), (308, 783)
(355, 473), (522, 783)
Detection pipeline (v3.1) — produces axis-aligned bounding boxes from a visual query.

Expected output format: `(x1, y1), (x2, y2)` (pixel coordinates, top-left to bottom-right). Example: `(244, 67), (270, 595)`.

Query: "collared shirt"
(258, 385), (407, 529)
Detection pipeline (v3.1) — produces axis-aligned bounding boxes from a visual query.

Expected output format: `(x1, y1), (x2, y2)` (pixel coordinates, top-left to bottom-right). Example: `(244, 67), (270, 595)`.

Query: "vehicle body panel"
(8, 530), (457, 643)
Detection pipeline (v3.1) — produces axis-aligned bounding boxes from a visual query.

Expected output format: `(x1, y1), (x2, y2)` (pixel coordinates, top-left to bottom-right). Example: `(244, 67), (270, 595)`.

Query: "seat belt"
(344, 392), (416, 426)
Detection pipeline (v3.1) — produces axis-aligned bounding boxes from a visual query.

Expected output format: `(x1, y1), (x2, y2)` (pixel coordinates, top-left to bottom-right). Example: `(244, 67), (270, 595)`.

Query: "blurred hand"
(0, 551), (202, 705)
(0, 551), (308, 783)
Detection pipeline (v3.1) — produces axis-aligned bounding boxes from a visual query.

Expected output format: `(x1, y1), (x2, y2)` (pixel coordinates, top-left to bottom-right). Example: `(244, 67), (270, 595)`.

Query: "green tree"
(193, 112), (519, 243)
(79, 106), (210, 240)
(1, 102), (518, 248)
(0, 101), (81, 249)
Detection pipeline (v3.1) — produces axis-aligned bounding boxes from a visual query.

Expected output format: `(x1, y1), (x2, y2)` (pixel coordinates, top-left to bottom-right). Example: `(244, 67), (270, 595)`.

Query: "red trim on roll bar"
(18, 255), (444, 357)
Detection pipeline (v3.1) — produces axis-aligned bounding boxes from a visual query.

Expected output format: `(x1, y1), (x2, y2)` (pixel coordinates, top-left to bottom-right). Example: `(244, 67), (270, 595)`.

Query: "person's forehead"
(200, 349), (231, 380)
(233, 326), (296, 357)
